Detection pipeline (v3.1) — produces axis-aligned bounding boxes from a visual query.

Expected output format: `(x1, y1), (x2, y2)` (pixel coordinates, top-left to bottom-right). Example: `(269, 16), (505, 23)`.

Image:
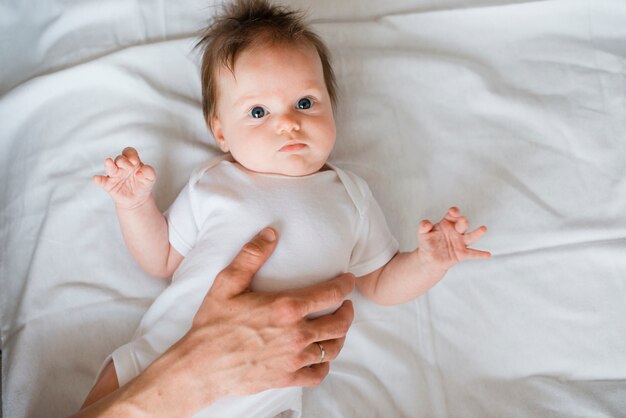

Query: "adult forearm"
(116, 196), (172, 278)
(74, 228), (355, 418)
(72, 342), (216, 418)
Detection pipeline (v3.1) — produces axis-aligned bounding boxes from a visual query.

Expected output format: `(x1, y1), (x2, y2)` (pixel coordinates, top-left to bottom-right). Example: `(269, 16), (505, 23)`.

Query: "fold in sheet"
(1, 1), (625, 417)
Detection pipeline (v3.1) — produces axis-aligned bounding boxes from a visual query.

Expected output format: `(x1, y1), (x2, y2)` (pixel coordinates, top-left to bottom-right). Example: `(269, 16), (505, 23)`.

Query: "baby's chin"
(235, 154), (329, 177)
(261, 164), (326, 177)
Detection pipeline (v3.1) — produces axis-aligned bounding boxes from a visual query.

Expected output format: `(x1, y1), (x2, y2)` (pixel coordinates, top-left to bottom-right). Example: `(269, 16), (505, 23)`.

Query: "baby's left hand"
(417, 207), (491, 271)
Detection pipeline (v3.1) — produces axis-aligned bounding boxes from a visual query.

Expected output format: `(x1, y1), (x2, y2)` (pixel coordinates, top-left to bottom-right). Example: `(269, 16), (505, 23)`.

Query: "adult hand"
(187, 227), (355, 400)
(73, 227), (355, 417)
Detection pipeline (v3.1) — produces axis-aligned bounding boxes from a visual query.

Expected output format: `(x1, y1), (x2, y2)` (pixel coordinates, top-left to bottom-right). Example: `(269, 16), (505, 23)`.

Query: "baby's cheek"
(325, 121), (337, 145)
(233, 146), (271, 172)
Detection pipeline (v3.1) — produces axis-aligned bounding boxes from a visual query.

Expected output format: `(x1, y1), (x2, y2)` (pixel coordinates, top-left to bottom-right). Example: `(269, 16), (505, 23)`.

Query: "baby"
(86, 0), (490, 416)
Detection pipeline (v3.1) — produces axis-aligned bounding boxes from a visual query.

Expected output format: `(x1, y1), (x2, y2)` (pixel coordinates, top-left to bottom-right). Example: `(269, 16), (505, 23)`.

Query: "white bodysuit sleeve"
(165, 182), (197, 257)
(348, 180), (399, 277)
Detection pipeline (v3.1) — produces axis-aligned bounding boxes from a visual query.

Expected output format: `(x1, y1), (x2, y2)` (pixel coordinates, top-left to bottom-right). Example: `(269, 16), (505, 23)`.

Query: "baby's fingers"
(463, 226), (487, 246)
(104, 158), (118, 176)
(114, 154), (134, 170)
(92, 174), (108, 188)
(122, 147), (141, 166)
(444, 207), (461, 221)
(418, 220), (434, 234)
(454, 216), (468, 234)
(442, 207), (467, 233)
(136, 164), (157, 183)
(461, 248), (492, 261)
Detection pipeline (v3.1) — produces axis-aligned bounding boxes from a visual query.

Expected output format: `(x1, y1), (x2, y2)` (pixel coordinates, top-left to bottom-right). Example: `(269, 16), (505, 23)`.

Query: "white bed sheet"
(1, 0), (626, 417)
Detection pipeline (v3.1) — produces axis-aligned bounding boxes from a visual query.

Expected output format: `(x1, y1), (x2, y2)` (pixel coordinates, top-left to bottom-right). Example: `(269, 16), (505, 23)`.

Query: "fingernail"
(260, 228), (276, 242)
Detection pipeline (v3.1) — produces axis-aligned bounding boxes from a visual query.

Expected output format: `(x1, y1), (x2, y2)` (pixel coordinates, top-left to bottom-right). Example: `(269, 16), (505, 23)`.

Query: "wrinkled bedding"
(1, 0), (625, 416)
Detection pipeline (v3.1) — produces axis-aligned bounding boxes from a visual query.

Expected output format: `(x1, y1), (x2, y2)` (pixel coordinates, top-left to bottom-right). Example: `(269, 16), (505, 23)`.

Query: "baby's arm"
(357, 207), (490, 305)
(93, 147), (183, 278)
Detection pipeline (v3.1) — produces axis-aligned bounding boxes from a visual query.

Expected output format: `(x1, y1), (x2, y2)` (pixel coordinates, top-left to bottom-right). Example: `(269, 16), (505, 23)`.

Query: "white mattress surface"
(1, 1), (625, 417)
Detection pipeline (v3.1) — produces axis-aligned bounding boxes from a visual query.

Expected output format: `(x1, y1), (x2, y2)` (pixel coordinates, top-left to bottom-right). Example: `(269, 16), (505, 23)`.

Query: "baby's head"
(197, 0), (337, 176)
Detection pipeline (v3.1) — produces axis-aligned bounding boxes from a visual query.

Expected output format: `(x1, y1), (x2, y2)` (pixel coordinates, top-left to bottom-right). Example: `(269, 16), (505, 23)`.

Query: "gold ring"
(315, 342), (326, 363)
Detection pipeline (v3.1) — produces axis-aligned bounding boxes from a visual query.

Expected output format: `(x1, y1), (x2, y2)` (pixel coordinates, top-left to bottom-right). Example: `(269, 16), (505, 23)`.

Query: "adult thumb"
(209, 228), (278, 298)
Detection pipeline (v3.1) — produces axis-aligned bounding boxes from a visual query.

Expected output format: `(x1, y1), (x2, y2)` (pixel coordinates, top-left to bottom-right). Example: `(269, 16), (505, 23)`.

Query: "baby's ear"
(211, 117), (229, 152)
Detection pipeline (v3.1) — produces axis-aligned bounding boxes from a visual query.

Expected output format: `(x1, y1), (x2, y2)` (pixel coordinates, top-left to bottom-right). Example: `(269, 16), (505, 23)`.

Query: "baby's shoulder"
(328, 164), (374, 216)
(188, 154), (235, 184)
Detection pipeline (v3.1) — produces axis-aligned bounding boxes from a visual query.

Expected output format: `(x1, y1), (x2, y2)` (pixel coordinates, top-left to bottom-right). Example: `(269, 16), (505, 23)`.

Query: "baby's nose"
(276, 112), (300, 134)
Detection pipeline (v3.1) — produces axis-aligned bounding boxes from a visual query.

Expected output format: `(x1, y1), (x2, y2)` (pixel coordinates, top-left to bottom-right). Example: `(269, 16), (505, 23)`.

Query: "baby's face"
(212, 42), (336, 176)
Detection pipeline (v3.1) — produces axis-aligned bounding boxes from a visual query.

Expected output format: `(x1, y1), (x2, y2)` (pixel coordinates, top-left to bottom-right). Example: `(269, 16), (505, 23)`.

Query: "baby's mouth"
(279, 143), (307, 152)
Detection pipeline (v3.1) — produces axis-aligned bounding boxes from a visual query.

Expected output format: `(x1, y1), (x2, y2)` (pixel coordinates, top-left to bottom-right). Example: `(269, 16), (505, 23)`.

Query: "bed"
(1, 0), (625, 416)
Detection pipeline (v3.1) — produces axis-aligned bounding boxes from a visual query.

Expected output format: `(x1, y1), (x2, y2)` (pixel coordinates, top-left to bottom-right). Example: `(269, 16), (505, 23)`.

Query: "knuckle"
(287, 354), (304, 371)
(214, 268), (230, 283)
(286, 328), (310, 349)
(241, 241), (264, 259)
(292, 330), (309, 348)
(276, 298), (305, 320)
(326, 285), (343, 304)
(213, 268), (238, 292)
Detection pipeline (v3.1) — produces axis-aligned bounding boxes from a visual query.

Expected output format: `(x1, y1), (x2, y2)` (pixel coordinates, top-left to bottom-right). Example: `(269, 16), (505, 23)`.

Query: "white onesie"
(108, 155), (398, 418)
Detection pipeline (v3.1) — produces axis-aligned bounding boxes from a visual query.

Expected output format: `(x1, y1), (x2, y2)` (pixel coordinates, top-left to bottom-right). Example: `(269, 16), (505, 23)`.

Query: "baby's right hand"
(93, 147), (156, 209)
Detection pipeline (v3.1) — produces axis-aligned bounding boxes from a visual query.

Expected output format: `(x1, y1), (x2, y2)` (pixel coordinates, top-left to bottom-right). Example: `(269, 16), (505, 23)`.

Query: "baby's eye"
(296, 97), (313, 110)
(249, 106), (268, 119)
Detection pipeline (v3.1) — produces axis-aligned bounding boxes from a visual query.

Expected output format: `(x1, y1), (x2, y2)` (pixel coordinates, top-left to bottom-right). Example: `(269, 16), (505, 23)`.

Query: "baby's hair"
(196, 0), (337, 131)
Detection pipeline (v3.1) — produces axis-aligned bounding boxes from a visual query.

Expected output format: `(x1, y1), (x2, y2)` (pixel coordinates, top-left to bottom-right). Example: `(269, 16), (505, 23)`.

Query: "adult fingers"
(286, 274), (355, 317)
(304, 300), (354, 343)
(463, 226), (487, 246)
(281, 337), (345, 373)
(210, 228), (279, 298)
(122, 147), (141, 165)
(282, 362), (330, 388)
(304, 337), (345, 367)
